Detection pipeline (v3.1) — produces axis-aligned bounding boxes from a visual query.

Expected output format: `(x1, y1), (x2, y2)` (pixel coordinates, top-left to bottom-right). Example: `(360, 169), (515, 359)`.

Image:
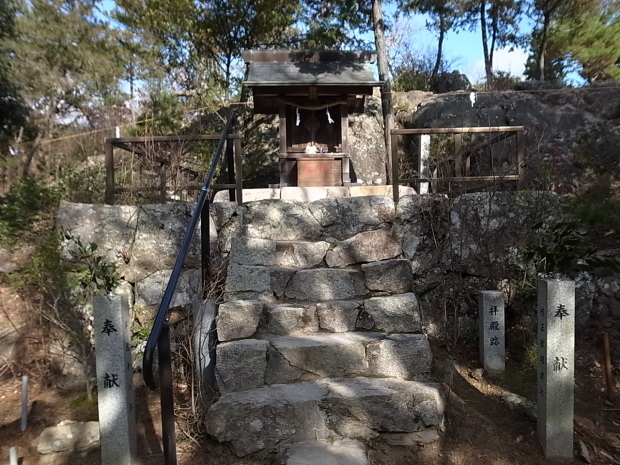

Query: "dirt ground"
(2, 287), (620, 464)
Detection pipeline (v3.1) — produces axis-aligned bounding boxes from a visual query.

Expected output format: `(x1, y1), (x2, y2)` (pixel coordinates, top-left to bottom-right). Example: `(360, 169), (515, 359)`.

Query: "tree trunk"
(479, 0), (493, 84)
(372, 0), (394, 184)
(21, 132), (43, 179)
(538, 12), (551, 81)
(431, 14), (446, 82)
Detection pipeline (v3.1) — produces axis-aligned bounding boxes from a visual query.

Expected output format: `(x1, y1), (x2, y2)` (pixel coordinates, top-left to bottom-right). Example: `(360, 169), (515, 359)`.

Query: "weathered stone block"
(402, 235), (421, 259)
(316, 301), (361, 333)
(349, 185), (415, 198)
(479, 291), (505, 373)
(229, 237), (277, 266)
(264, 346), (307, 385)
(33, 421), (100, 454)
(135, 269), (201, 308)
(265, 305), (319, 335)
(362, 259), (413, 293)
(125, 203), (214, 282)
(285, 269), (368, 301)
(362, 294), (422, 332)
(270, 268), (295, 297)
(205, 382), (328, 457)
(225, 264), (271, 293)
(309, 196), (395, 240)
(395, 195), (448, 237)
(210, 202), (239, 230)
(241, 200), (322, 241)
(326, 229), (402, 267)
(275, 241), (329, 268)
(270, 333), (383, 378)
(537, 278), (575, 459)
(217, 210), (243, 254)
(215, 339), (268, 394)
(281, 438), (368, 465)
(281, 186), (349, 202)
(320, 378), (445, 438)
(216, 300), (263, 342)
(367, 334), (432, 379)
(92, 294), (136, 465)
(57, 201), (139, 278)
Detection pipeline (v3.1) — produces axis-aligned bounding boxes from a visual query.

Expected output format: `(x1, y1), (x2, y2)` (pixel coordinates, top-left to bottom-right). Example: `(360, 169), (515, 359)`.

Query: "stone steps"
(280, 439), (368, 465)
(215, 333), (433, 393)
(207, 223), (444, 460)
(205, 377), (445, 458)
(217, 293), (423, 341)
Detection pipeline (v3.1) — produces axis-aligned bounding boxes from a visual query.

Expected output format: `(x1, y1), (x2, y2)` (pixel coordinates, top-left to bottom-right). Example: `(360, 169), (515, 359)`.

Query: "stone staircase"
(204, 228), (445, 463)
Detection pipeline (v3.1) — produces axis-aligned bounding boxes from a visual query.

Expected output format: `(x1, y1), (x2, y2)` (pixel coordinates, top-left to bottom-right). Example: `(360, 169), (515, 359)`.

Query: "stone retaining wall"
(57, 192), (620, 340)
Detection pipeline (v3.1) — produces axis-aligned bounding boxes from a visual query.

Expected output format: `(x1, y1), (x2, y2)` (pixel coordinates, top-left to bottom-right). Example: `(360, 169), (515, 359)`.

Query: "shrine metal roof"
(245, 61), (379, 87)
(242, 50), (381, 87)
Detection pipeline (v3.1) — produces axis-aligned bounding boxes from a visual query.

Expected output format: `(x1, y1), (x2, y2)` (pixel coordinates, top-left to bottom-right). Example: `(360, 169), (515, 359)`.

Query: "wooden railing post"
(391, 131), (399, 203)
(104, 141), (115, 205)
(517, 131), (525, 190)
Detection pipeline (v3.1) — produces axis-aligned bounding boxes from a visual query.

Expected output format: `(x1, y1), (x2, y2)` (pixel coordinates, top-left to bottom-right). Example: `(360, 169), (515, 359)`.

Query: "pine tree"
(9, 0), (126, 176)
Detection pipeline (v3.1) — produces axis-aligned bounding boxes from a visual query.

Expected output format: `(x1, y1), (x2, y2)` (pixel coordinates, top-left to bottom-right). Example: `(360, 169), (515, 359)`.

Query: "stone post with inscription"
(479, 291), (505, 373)
(418, 134), (431, 194)
(93, 294), (137, 465)
(537, 278), (575, 458)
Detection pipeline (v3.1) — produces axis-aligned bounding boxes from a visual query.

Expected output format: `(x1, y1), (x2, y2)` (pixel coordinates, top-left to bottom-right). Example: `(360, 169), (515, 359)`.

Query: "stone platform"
(213, 185), (416, 203)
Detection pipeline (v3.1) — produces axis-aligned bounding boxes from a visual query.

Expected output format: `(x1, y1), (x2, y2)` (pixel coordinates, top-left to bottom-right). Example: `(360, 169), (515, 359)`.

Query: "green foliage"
(10, 0), (126, 116)
(15, 229), (119, 296)
(397, 0), (466, 82)
(544, 0), (620, 83)
(69, 391), (99, 421)
(300, 0), (374, 49)
(393, 62), (433, 91)
(0, 0), (27, 152)
(62, 230), (119, 294)
(59, 166), (106, 204)
(523, 220), (620, 275)
(490, 70), (522, 90)
(131, 91), (184, 136)
(524, 26), (567, 82)
(115, 0), (300, 96)
(0, 178), (60, 248)
(569, 198), (620, 232)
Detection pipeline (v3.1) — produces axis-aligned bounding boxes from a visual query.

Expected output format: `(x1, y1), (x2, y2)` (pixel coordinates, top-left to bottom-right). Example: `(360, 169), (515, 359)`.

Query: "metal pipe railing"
(141, 108), (237, 464)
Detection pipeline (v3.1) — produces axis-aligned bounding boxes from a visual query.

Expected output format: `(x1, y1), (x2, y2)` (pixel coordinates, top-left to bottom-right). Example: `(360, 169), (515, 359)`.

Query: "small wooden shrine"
(242, 50), (381, 187)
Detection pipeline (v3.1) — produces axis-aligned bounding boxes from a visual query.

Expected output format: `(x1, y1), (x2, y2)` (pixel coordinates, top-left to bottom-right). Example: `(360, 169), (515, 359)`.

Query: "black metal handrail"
(142, 107), (236, 465)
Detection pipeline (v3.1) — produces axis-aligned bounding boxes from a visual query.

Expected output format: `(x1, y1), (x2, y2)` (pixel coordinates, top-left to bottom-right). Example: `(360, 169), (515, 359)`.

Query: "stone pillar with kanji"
(418, 134), (431, 194)
(537, 278), (575, 458)
(93, 294), (137, 465)
(479, 290), (505, 373)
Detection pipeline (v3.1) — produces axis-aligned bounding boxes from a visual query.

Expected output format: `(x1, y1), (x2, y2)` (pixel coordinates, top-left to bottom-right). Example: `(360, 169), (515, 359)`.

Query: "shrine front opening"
(242, 50), (382, 187)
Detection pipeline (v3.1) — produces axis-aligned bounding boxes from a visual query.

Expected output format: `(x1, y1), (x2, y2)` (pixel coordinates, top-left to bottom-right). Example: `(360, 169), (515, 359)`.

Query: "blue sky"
(384, 11), (531, 83)
(102, 0), (532, 84)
